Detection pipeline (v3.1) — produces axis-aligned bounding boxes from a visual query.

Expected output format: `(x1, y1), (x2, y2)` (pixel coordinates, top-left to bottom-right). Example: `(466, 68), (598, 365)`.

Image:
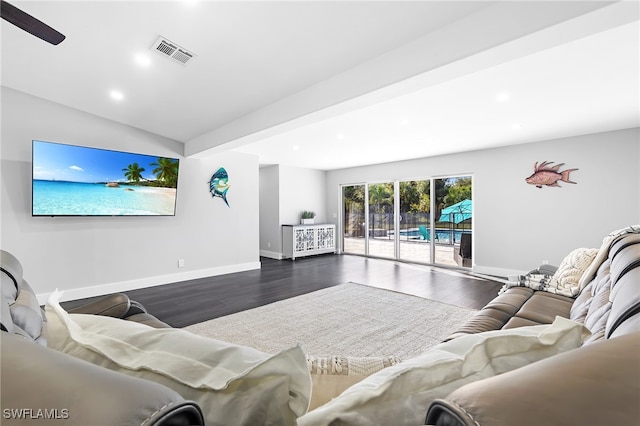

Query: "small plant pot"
(301, 218), (315, 225)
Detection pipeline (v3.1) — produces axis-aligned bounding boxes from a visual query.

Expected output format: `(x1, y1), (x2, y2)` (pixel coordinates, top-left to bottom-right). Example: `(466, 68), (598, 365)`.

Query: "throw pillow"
(46, 291), (311, 426)
(547, 248), (598, 296)
(297, 316), (588, 426)
(307, 355), (401, 410)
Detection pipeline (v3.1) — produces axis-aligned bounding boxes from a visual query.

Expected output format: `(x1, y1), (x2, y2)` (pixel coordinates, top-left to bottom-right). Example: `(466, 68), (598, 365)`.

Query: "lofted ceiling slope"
(2, 1), (638, 170)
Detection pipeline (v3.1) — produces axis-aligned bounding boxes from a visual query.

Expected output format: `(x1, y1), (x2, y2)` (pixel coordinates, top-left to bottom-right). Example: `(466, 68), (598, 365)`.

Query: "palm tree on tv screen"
(122, 163), (146, 183)
(150, 158), (178, 188)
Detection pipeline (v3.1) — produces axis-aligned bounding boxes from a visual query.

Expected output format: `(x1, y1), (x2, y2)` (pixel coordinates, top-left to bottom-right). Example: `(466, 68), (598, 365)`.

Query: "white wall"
(258, 165), (327, 258)
(1, 87), (260, 302)
(326, 128), (640, 276)
(259, 165), (281, 257)
(278, 165), (327, 225)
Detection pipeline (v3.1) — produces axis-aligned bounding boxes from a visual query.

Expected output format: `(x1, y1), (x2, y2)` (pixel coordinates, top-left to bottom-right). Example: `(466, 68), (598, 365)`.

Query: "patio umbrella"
(438, 199), (472, 224)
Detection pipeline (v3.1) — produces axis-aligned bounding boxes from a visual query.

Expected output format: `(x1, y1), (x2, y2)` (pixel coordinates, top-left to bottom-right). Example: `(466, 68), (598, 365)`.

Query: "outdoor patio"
(343, 237), (460, 267)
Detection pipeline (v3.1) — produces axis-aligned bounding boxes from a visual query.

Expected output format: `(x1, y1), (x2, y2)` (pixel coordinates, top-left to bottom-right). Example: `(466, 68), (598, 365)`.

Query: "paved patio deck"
(343, 237), (463, 267)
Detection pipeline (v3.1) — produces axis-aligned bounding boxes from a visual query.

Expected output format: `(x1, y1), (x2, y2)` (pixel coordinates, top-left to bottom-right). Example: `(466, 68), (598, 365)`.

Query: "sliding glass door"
(434, 176), (472, 267)
(398, 180), (431, 263)
(342, 185), (366, 255)
(342, 176), (472, 268)
(368, 182), (395, 259)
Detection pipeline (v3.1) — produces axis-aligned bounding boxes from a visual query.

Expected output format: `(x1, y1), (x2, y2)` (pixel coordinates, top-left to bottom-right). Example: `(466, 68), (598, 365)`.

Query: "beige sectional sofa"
(2, 226), (638, 426)
(2, 249), (311, 426)
(297, 227), (640, 425)
(0, 250), (204, 425)
(425, 228), (640, 425)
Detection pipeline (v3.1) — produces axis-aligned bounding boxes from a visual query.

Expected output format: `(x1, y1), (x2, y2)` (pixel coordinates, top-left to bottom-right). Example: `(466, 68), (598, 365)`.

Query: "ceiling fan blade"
(1, 0), (65, 45)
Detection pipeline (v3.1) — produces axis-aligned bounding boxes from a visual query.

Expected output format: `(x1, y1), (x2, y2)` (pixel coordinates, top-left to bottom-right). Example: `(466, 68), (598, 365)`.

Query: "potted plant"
(300, 211), (316, 225)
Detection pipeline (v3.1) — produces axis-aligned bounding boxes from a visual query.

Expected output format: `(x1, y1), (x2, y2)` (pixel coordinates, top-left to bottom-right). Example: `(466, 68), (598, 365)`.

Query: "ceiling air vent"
(151, 36), (196, 66)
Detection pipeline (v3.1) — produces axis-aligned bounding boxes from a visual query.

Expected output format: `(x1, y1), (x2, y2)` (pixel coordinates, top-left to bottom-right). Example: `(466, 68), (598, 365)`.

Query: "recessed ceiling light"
(336, 133), (345, 140)
(292, 145), (300, 151)
(135, 53), (152, 67)
(110, 90), (124, 101)
(496, 92), (510, 102)
(512, 123), (524, 130)
(399, 118), (409, 125)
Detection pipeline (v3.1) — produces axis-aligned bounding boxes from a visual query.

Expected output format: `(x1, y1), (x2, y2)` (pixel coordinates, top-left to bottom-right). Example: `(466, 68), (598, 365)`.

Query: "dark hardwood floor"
(61, 254), (502, 328)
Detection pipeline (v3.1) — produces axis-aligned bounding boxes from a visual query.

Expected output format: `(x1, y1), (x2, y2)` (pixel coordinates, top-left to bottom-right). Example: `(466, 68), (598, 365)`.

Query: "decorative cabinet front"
(283, 224), (336, 260)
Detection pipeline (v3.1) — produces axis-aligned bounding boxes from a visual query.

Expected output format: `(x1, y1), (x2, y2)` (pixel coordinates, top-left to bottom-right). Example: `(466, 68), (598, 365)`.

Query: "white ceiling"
(235, 19), (640, 169)
(2, 1), (639, 170)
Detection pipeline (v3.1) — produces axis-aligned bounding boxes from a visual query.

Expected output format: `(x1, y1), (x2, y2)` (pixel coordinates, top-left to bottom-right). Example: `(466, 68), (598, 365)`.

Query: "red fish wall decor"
(525, 161), (578, 188)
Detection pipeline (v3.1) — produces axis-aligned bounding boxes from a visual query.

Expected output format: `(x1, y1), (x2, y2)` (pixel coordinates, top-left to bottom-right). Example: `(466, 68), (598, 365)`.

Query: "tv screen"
(32, 140), (180, 216)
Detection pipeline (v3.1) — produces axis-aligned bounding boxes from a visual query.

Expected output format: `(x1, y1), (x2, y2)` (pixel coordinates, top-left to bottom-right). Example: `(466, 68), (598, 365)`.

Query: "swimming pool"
(388, 228), (470, 244)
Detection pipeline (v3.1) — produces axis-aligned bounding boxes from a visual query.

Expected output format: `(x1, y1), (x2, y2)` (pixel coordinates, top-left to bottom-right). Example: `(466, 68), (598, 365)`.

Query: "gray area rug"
(184, 282), (476, 359)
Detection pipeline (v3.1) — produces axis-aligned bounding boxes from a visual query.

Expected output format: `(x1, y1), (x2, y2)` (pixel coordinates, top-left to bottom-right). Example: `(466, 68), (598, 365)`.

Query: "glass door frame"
(364, 184), (369, 256)
(393, 180), (401, 259)
(339, 183), (369, 256)
(397, 177), (435, 264)
(340, 175), (473, 268)
(367, 181), (397, 260)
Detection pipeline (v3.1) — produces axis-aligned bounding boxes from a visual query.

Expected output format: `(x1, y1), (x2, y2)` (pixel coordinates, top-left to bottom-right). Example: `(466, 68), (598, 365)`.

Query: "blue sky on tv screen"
(33, 140), (177, 183)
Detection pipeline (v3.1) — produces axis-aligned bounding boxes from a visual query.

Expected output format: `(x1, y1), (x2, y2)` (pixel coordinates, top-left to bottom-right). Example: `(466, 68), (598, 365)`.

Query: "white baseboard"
(472, 265), (527, 278)
(37, 261), (262, 305)
(260, 250), (283, 260)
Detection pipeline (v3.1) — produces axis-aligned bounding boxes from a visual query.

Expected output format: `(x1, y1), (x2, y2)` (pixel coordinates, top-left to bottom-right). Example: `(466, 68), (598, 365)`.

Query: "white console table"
(282, 224), (336, 260)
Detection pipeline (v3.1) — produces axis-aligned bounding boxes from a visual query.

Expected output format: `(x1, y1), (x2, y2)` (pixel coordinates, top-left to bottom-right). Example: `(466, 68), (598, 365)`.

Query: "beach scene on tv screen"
(33, 141), (179, 216)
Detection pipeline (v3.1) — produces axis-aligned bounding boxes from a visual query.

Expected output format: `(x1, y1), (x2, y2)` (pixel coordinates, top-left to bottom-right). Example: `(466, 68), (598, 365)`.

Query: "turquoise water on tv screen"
(33, 180), (177, 216)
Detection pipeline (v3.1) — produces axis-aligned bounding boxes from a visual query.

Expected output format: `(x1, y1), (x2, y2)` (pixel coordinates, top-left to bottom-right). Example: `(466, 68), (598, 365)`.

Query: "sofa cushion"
(46, 291), (311, 426)
(307, 355), (401, 411)
(606, 234), (640, 338)
(578, 226), (640, 291)
(609, 233), (640, 284)
(570, 276), (597, 325)
(610, 312), (640, 339)
(9, 283), (46, 342)
(427, 331), (640, 426)
(607, 265), (640, 338)
(502, 316), (540, 329)
(445, 288), (534, 339)
(298, 317), (587, 426)
(484, 287), (534, 315)
(581, 268), (612, 343)
(1, 250), (46, 344)
(514, 292), (573, 325)
(445, 309), (514, 340)
(571, 233), (640, 344)
(1, 332), (204, 426)
(0, 249), (23, 294)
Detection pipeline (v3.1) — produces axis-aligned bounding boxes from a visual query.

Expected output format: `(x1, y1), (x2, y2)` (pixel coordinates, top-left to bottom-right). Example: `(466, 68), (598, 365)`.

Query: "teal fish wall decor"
(209, 167), (230, 207)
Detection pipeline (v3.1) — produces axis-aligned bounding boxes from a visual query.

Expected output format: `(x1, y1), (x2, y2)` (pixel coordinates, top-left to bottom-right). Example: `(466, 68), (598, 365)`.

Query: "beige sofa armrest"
(1, 332), (203, 426)
(66, 293), (131, 318)
(66, 294), (171, 328)
(426, 331), (640, 426)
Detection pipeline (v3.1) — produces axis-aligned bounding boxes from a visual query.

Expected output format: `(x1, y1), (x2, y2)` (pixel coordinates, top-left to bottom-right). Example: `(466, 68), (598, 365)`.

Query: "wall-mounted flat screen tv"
(32, 140), (180, 216)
